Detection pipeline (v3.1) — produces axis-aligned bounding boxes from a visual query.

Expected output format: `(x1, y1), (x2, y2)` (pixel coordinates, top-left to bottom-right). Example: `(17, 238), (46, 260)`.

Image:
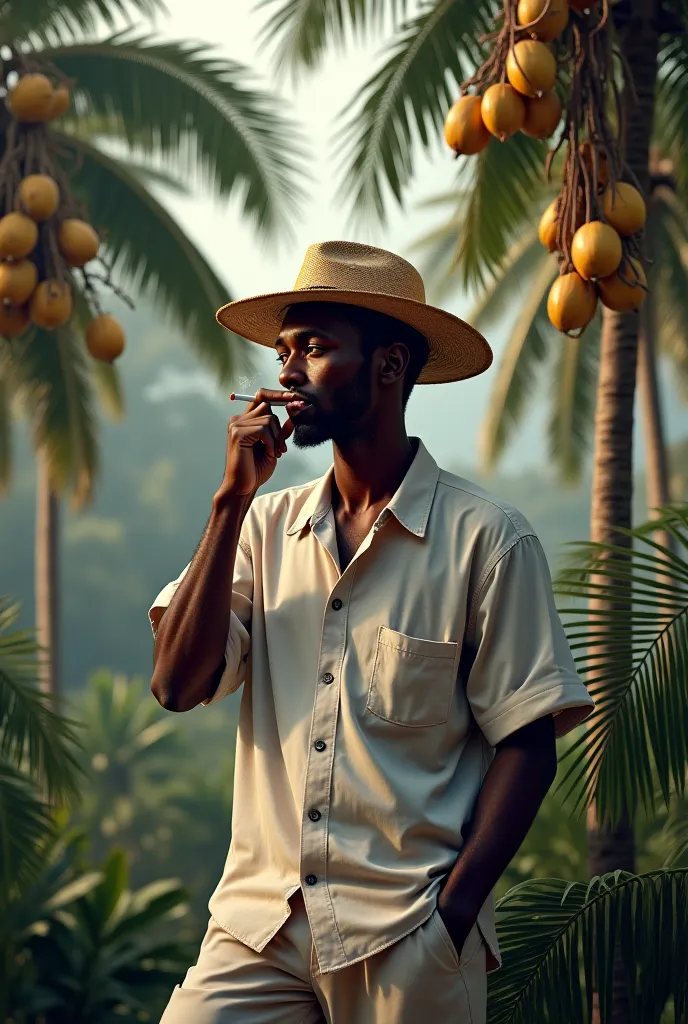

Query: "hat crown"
(294, 241), (426, 304)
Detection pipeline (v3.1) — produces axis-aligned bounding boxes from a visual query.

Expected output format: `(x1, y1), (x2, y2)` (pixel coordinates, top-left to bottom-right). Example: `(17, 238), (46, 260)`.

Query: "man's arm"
(438, 714), (557, 953)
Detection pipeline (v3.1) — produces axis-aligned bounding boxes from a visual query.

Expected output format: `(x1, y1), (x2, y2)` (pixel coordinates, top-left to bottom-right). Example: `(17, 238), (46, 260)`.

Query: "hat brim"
(216, 289), (492, 385)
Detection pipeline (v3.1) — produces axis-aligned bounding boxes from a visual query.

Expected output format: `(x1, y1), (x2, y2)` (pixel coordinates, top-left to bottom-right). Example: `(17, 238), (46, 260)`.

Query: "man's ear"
(379, 342), (410, 386)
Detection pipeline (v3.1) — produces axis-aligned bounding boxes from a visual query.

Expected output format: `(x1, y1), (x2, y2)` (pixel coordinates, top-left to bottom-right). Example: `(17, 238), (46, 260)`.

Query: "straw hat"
(216, 241), (492, 384)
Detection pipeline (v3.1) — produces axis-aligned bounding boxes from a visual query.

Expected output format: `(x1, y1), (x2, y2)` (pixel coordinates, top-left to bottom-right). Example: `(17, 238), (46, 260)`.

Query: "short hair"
(337, 304), (430, 408)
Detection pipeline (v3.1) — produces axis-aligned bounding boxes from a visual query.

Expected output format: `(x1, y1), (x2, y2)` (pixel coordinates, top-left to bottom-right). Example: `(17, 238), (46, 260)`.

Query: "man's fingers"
(247, 389), (293, 412)
(281, 416), (295, 442)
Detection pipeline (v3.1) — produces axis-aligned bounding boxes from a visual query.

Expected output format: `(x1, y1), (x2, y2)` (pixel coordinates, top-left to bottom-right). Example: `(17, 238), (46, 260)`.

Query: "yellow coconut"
(481, 84), (526, 141)
(538, 200), (561, 252)
(17, 175), (60, 222)
(571, 221), (622, 280)
(547, 272), (597, 332)
(58, 219), (100, 267)
(0, 260), (38, 305)
(522, 90), (562, 139)
(29, 280), (73, 330)
(444, 95), (491, 155)
(7, 74), (54, 123)
(598, 259), (647, 312)
(0, 303), (30, 339)
(602, 182), (647, 236)
(47, 86), (70, 120)
(506, 40), (557, 98)
(517, 0), (569, 41)
(0, 213), (39, 259)
(85, 315), (126, 362)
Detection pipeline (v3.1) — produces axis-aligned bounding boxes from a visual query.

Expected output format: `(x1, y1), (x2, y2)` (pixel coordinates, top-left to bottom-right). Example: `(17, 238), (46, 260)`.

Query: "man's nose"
(278, 354), (306, 390)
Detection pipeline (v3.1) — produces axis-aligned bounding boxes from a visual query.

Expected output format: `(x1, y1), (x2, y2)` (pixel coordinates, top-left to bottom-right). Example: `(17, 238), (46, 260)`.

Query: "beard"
(292, 365), (372, 449)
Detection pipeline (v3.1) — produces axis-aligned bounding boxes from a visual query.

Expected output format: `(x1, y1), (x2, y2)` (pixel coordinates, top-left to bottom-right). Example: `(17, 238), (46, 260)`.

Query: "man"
(149, 240), (593, 1023)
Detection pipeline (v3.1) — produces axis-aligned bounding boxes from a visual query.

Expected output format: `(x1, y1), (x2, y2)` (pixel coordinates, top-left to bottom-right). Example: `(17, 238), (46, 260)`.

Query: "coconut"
(85, 315), (126, 362)
(444, 96), (491, 155)
(602, 182), (647, 236)
(58, 219), (100, 267)
(47, 86), (70, 120)
(0, 260), (38, 305)
(571, 221), (622, 280)
(0, 213), (39, 260)
(522, 90), (562, 139)
(17, 175), (61, 222)
(0, 303), (30, 339)
(7, 74), (54, 123)
(598, 259), (647, 312)
(547, 272), (597, 332)
(538, 200), (561, 252)
(506, 40), (557, 98)
(517, 0), (569, 41)
(29, 280), (73, 330)
(481, 84), (526, 141)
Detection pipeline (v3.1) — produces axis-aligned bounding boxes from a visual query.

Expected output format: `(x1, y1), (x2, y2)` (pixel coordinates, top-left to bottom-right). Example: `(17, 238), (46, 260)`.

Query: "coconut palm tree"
(1, 0), (305, 697)
(411, 152), (688, 506)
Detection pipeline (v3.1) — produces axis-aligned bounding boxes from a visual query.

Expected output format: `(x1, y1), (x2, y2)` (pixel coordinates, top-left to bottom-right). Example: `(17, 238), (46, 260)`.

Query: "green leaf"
(0, 763), (53, 900)
(46, 32), (307, 239)
(257, 0), (411, 77)
(0, 598), (82, 802)
(554, 505), (688, 825)
(334, 0), (497, 223)
(477, 253), (557, 474)
(547, 315), (600, 485)
(488, 871), (688, 1024)
(10, 326), (99, 505)
(9, 0), (164, 46)
(55, 132), (255, 386)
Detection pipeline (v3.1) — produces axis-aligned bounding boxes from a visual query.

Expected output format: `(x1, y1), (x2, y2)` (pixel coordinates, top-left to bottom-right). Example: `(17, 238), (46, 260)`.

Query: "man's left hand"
(437, 893), (476, 961)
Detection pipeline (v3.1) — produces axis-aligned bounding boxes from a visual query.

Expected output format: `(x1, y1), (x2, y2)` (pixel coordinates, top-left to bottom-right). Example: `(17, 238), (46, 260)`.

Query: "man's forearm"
(439, 715), (557, 939)
(150, 487), (252, 712)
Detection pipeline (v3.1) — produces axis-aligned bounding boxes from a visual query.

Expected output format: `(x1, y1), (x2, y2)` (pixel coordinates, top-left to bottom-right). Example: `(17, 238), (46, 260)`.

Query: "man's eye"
(307, 345), (324, 355)
(275, 353), (287, 364)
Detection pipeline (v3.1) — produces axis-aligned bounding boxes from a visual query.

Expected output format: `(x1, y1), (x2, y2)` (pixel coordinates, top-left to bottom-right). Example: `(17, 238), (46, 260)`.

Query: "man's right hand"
(221, 390), (296, 497)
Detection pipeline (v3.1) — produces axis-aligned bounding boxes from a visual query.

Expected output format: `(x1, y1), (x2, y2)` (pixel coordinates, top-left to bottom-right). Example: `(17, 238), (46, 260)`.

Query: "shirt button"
(331, 598), (343, 610)
(322, 672), (334, 684)
(305, 874), (318, 886)
(314, 739), (326, 752)
(308, 809), (322, 822)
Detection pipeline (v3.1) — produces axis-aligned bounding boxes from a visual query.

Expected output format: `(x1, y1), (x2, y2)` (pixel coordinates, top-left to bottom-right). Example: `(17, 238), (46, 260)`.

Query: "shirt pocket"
(366, 626), (459, 728)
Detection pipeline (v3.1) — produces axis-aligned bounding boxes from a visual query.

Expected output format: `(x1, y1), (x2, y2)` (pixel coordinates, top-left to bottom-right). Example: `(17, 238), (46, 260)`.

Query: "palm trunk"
(35, 447), (61, 699)
(588, 5), (659, 1022)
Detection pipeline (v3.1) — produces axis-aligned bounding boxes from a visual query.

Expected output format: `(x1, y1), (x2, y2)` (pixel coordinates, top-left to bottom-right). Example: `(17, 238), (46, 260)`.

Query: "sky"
(137, 0), (685, 478)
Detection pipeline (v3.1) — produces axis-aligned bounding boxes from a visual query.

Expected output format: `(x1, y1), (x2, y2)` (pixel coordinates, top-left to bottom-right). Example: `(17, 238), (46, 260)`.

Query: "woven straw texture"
(216, 241), (493, 385)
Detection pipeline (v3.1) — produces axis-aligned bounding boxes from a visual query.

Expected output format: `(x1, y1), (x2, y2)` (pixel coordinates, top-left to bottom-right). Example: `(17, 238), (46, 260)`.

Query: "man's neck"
(330, 426), (416, 516)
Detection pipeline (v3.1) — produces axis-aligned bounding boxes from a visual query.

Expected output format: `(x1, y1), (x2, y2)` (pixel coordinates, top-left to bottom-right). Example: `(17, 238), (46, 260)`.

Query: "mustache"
(289, 388), (316, 407)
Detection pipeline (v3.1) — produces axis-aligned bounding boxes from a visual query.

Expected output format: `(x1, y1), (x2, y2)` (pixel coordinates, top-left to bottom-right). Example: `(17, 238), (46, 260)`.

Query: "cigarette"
(229, 392), (295, 404)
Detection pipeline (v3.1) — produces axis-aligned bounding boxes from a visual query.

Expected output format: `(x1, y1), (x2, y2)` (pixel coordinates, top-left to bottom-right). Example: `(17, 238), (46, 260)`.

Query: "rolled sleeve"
(148, 539), (253, 705)
(465, 533), (593, 747)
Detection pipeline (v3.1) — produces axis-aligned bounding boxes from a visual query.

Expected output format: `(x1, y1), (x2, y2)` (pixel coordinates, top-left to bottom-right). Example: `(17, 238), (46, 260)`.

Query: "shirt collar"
(286, 439), (440, 539)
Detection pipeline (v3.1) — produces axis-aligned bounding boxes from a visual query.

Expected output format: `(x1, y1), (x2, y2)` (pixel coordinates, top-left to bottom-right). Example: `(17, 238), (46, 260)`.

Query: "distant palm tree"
(1, 0), (305, 697)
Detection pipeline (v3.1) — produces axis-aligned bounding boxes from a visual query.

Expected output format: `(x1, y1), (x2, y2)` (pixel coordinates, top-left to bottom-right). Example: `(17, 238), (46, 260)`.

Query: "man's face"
(276, 304), (374, 449)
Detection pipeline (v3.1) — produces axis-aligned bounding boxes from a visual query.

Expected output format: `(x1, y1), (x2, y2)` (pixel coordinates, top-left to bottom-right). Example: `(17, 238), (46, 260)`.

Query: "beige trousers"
(160, 890), (487, 1024)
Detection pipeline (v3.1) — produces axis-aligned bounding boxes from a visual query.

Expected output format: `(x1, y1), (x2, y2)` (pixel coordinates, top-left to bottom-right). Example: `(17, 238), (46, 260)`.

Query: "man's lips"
(286, 395), (313, 416)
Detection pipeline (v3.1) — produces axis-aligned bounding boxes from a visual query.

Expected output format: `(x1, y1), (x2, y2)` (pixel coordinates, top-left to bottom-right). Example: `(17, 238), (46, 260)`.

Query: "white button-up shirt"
(149, 439), (593, 974)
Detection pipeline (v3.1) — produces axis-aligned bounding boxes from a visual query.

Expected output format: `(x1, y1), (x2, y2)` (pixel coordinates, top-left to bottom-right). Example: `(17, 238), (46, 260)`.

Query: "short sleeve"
(148, 538), (253, 705)
(465, 534), (594, 746)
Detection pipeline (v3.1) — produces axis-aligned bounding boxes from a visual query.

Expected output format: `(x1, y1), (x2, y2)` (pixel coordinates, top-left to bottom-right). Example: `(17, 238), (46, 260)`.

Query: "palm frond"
(71, 284), (125, 422)
(0, 763), (54, 900)
(334, 0), (497, 223)
(44, 33), (307, 239)
(554, 505), (688, 825)
(56, 132), (254, 385)
(656, 35), (688, 197)
(0, 598), (82, 802)
(10, 325), (99, 506)
(488, 871), (688, 1024)
(547, 315), (600, 485)
(257, 0), (411, 76)
(478, 255), (557, 474)
(651, 190), (688, 402)
(7, 0), (164, 46)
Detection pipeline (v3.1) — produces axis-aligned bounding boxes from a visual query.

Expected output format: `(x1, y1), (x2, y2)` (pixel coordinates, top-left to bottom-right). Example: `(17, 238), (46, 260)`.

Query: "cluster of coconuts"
(444, 0), (579, 154)
(0, 74), (126, 362)
(540, 158), (647, 333)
